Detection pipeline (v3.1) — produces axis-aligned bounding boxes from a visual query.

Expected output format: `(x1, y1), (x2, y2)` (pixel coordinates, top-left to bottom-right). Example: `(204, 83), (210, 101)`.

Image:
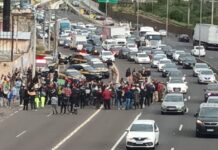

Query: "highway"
(0, 6), (218, 150)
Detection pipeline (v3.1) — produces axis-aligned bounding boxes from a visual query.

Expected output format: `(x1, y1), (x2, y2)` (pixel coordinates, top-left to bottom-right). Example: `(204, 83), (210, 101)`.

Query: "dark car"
(127, 51), (138, 61)
(68, 64), (102, 81)
(160, 45), (172, 53)
(118, 47), (130, 59)
(138, 46), (152, 55)
(110, 45), (123, 57)
(63, 40), (71, 48)
(162, 64), (178, 77)
(178, 53), (192, 65)
(204, 83), (218, 102)
(178, 34), (190, 43)
(195, 103), (218, 137)
(165, 49), (175, 59)
(167, 70), (185, 81)
(83, 43), (94, 53)
(182, 56), (196, 69)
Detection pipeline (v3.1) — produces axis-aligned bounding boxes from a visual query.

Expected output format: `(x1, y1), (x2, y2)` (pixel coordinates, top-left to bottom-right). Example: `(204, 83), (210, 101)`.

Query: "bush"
(170, 9), (183, 22)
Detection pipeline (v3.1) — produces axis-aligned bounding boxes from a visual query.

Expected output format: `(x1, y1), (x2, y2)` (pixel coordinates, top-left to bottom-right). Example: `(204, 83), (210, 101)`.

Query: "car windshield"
(196, 46), (204, 50)
(165, 95), (183, 102)
(147, 35), (161, 40)
(176, 51), (185, 54)
(207, 84), (218, 90)
(160, 60), (170, 64)
(129, 52), (137, 55)
(207, 98), (218, 103)
(128, 44), (136, 48)
(130, 124), (153, 132)
(199, 107), (218, 118)
(195, 64), (208, 68)
(66, 70), (80, 76)
(93, 63), (105, 68)
(138, 54), (148, 57)
(164, 64), (176, 68)
(103, 52), (112, 56)
(185, 57), (195, 61)
(83, 65), (94, 71)
(170, 79), (184, 83)
(201, 70), (213, 75)
(180, 53), (191, 57)
(170, 71), (183, 76)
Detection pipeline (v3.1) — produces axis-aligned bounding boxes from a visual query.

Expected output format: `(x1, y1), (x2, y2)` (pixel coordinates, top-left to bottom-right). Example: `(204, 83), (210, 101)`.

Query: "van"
(70, 35), (87, 50)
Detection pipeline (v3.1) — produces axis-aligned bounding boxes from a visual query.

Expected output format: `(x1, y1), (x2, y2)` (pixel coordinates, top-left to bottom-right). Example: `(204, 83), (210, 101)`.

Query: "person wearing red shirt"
(102, 87), (112, 109)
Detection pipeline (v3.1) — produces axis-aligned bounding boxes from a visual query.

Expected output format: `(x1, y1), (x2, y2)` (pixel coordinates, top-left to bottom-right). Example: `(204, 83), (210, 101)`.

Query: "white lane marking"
(186, 108), (189, 113)
(47, 113), (52, 117)
(52, 106), (103, 150)
(110, 112), (142, 150)
(14, 111), (18, 114)
(179, 124), (183, 131)
(171, 147), (175, 150)
(188, 96), (191, 100)
(9, 113), (14, 117)
(16, 130), (27, 138)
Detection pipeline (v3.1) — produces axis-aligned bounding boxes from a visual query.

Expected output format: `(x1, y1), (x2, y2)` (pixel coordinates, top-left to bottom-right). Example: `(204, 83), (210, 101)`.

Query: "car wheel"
(196, 131), (201, 137)
(161, 111), (165, 115)
(126, 147), (131, 150)
(198, 80), (201, 84)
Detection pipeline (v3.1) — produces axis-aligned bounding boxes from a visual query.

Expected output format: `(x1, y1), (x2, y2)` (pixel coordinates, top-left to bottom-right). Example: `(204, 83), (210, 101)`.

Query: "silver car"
(193, 63), (209, 77)
(161, 93), (187, 115)
(198, 69), (216, 84)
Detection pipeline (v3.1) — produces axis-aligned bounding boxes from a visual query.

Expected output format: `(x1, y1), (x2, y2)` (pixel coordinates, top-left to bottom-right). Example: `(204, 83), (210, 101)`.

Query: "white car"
(193, 63), (209, 77)
(207, 96), (218, 103)
(126, 43), (138, 52)
(135, 53), (151, 64)
(100, 51), (115, 62)
(173, 50), (185, 61)
(159, 29), (167, 36)
(157, 58), (171, 72)
(191, 46), (206, 57)
(167, 78), (188, 93)
(126, 120), (159, 150)
(198, 69), (216, 84)
(161, 93), (187, 114)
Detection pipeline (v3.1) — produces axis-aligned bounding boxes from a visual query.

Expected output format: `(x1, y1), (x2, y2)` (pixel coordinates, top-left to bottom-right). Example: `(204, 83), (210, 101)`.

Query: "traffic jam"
(35, 7), (218, 149)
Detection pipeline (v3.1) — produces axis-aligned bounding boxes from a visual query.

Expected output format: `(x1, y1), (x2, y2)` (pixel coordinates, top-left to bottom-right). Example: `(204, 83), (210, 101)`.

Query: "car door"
(154, 123), (160, 143)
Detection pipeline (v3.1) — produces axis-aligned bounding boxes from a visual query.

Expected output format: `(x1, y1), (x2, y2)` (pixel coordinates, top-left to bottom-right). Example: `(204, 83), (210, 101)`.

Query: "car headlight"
(207, 93), (211, 96)
(161, 104), (167, 109)
(126, 137), (134, 141)
(196, 120), (204, 125)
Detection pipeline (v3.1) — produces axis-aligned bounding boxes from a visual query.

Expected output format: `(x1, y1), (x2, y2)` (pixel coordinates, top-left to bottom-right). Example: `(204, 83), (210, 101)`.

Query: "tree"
(3, 0), (10, 31)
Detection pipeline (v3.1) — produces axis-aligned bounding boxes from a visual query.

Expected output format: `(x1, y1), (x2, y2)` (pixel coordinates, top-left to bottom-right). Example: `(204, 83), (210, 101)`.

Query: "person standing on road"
(125, 88), (133, 110)
(19, 85), (25, 106)
(140, 86), (146, 109)
(102, 86), (112, 110)
(28, 87), (36, 110)
(51, 92), (58, 115)
(23, 86), (29, 111)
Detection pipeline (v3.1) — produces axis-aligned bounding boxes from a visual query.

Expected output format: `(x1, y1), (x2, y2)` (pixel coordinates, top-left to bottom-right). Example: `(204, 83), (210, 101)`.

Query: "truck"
(58, 18), (71, 33)
(70, 35), (87, 51)
(139, 26), (154, 42)
(144, 31), (162, 48)
(193, 24), (218, 50)
(102, 26), (127, 40)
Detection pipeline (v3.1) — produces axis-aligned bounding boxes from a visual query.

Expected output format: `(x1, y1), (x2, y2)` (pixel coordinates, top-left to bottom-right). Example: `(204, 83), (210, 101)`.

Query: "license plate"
(136, 141), (144, 145)
(174, 88), (180, 92)
(168, 108), (176, 110)
(207, 129), (214, 132)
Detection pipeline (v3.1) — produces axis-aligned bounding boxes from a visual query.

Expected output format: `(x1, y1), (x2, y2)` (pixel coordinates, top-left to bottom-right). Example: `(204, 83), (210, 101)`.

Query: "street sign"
(98, 0), (118, 4)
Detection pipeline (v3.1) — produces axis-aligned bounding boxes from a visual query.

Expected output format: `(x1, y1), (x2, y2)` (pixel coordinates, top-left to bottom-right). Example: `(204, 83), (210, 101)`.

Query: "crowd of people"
(0, 65), (166, 115)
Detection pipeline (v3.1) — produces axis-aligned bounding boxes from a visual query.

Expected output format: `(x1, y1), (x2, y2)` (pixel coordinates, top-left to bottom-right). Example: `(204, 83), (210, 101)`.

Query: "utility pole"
(137, 0), (139, 36)
(187, 0), (190, 26)
(211, 0), (214, 24)
(89, 0), (91, 18)
(199, 0), (203, 58)
(32, 14), (37, 79)
(48, 10), (51, 51)
(166, 0), (169, 38)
